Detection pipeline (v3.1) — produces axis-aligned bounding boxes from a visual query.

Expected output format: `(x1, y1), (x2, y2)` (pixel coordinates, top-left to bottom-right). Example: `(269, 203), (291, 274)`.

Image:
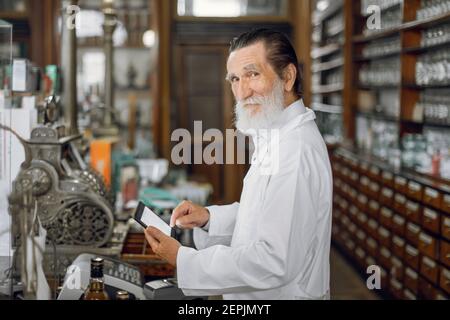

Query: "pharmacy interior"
(0, 0), (449, 300)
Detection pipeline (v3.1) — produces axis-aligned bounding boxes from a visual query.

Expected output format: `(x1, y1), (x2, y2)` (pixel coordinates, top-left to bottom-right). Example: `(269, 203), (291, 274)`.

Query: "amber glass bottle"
(83, 257), (110, 300)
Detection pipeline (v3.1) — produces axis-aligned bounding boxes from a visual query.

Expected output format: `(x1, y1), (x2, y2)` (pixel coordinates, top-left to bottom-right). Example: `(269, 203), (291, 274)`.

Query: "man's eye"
(249, 72), (259, 78)
(230, 77), (239, 83)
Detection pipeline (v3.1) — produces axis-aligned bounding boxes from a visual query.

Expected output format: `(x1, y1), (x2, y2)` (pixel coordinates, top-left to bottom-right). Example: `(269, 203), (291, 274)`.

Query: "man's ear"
(283, 64), (297, 92)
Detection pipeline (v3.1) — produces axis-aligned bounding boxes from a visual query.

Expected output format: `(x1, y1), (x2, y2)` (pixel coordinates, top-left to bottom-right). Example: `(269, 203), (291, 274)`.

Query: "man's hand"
(170, 200), (210, 229)
(145, 226), (181, 267)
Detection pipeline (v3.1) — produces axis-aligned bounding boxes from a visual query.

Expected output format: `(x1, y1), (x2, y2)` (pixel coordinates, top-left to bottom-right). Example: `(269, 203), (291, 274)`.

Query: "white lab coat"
(176, 99), (333, 300)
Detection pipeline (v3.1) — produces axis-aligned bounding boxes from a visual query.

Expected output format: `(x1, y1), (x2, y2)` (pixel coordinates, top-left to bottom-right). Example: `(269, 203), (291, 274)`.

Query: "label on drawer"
(425, 187), (439, 199)
(382, 188), (393, 198)
(348, 223), (357, 233)
(370, 166), (380, 176)
(358, 213), (367, 223)
(444, 217), (450, 228)
(419, 232), (433, 245)
(395, 176), (407, 186)
(407, 223), (420, 234)
(423, 208), (438, 221)
(368, 219), (378, 229)
(390, 278), (402, 290)
(349, 188), (357, 198)
(356, 230), (366, 241)
(382, 171), (393, 181)
(393, 215), (405, 226)
(443, 269), (450, 280)
(350, 205), (358, 216)
(369, 200), (379, 211)
(367, 238), (377, 249)
(381, 247), (391, 258)
(408, 181), (421, 192)
(358, 194), (368, 205)
(391, 257), (402, 268)
(381, 207), (393, 218)
(360, 162), (369, 171)
(366, 257), (376, 267)
(406, 201), (418, 212)
(361, 176), (370, 186)
(422, 256), (436, 268)
(356, 248), (365, 259)
(370, 182), (380, 192)
(350, 172), (358, 181)
(379, 227), (390, 238)
(393, 236), (405, 247)
(444, 195), (450, 207)
(404, 290), (416, 300)
(406, 245), (419, 256)
(396, 194), (406, 205)
(406, 268), (418, 279)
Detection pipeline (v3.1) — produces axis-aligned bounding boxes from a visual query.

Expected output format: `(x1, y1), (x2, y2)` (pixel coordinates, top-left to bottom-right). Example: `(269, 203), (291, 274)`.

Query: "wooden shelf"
(311, 43), (342, 59)
(403, 40), (450, 54)
(357, 111), (399, 123)
(311, 102), (343, 114)
(312, 58), (344, 73)
(358, 83), (401, 90)
(354, 50), (401, 62)
(325, 25), (345, 38)
(312, 1), (343, 26)
(404, 83), (450, 89)
(311, 83), (344, 94)
(0, 11), (29, 20)
(403, 119), (450, 129)
(353, 28), (401, 44)
(402, 11), (450, 31)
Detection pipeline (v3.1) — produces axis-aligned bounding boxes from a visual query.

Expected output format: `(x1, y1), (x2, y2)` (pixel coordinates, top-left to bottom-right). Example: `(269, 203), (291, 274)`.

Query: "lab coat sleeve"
(177, 141), (324, 296)
(192, 202), (239, 250)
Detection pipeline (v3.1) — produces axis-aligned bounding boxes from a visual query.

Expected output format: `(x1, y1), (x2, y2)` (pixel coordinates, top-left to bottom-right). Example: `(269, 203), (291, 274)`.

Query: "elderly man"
(145, 28), (333, 300)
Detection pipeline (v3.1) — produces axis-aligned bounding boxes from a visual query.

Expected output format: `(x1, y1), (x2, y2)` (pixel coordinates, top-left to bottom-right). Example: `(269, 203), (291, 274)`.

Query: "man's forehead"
(227, 43), (268, 72)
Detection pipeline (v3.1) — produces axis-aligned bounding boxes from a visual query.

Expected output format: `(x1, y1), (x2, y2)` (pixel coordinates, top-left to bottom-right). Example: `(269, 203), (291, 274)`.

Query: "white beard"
(234, 79), (285, 133)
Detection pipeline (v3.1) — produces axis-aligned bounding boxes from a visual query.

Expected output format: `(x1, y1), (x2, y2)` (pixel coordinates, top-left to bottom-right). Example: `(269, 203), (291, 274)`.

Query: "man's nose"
(235, 80), (253, 101)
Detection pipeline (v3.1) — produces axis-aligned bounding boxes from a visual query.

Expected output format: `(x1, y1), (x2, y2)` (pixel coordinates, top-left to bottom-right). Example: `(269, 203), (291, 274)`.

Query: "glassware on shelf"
(418, 89), (450, 124)
(361, 0), (403, 16)
(401, 134), (430, 172)
(417, 0), (450, 21)
(362, 6), (403, 36)
(325, 69), (343, 86)
(324, 11), (344, 38)
(415, 48), (450, 86)
(423, 127), (450, 178)
(421, 23), (450, 47)
(359, 57), (401, 86)
(362, 36), (401, 58)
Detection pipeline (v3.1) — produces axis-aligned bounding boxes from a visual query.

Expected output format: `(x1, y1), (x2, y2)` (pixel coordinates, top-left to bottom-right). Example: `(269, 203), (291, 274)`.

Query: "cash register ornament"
(1, 123), (114, 247)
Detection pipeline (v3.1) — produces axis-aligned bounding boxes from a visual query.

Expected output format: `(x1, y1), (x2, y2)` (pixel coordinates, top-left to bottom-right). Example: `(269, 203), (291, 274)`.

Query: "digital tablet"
(134, 201), (175, 237)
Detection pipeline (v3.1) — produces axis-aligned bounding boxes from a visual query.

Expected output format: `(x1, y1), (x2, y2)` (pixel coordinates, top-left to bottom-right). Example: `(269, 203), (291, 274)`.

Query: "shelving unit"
(310, 0), (348, 146)
(310, 0), (450, 300)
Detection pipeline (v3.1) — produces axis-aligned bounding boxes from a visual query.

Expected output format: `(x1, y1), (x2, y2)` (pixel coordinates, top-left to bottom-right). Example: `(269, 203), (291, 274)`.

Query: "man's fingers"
(170, 201), (191, 227)
(146, 226), (166, 241)
(175, 215), (196, 228)
(144, 229), (159, 250)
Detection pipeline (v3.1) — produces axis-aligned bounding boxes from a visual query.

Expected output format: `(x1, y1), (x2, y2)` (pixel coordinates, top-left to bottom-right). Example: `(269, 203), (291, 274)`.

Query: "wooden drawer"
(366, 237), (378, 258)
(368, 165), (381, 182)
(380, 187), (394, 206)
(405, 222), (421, 246)
(357, 194), (369, 211)
(420, 256), (439, 285)
(344, 238), (356, 252)
(392, 214), (406, 237)
(356, 230), (367, 247)
(380, 207), (393, 229)
(403, 288), (417, 300)
(359, 161), (370, 176)
(440, 266), (450, 295)
(382, 171), (395, 189)
(441, 214), (450, 241)
(423, 187), (442, 211)
(367, 219), (379, 240)
(442, 194), (450, 215)
(355, 246), (366, 267)
(394, 176), (407, 193)
(379, 246), (392, 270)
(405, 244), (420, 270)
(378, 226), (391, 248)
(407, 181), (423, 202)
(357, 212), (368, 230)
(392, 235), (405, 258)
(394, 194), (407, 214)
(390, 256), (404, 280)
(404, 267), (419, 294)
(419, 277), (443, 300)
(349, 205), (359, 223)
(380, 267), (389, 291)
(389, 278), (404, 299)
(368, 181), (380, 199)
(349, 171), (359, 186)
(422, 207), (441, 235)
(360, 175), (371, 193)
(348, 187), (358, 202)
(348, 221), (357, 235)
(367, 200), (380, 218)
(440, 240), (450, 268)
(418, 231), (439, 260)
(405, 201), (421, 224)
